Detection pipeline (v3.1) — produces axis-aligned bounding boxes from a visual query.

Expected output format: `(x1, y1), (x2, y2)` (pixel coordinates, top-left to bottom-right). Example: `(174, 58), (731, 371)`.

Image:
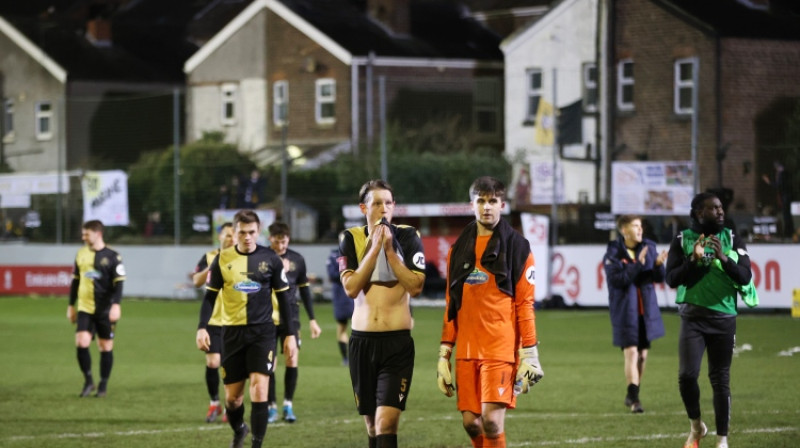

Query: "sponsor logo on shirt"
(525, 266), (535, 285)
(234, 279), (261, 293)
(84, 270), (102, 280)
(465, 268), (488, 285)
(413, 252), (425, 270)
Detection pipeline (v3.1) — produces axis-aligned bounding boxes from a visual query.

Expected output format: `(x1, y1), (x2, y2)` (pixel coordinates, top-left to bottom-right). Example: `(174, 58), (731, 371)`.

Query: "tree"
(127, 132), (257, 240)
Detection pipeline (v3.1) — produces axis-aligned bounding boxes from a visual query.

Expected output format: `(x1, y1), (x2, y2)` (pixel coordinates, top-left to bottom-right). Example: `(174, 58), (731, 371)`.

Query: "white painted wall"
(502, 0), (600, 203)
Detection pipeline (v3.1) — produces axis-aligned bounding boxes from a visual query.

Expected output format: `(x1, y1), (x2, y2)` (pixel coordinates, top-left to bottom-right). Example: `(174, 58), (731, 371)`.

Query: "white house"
(501, 0), (602, 205)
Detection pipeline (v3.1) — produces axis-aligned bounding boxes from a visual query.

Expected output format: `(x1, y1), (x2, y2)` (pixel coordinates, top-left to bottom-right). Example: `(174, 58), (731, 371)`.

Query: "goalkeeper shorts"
(455, 359), (516, 414)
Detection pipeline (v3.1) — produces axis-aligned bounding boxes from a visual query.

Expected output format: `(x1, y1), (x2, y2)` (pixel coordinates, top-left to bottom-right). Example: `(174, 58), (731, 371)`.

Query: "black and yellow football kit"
(271, 248), (315, 342)
(198, 245), (293, 383)
(69, 245), (125, 338)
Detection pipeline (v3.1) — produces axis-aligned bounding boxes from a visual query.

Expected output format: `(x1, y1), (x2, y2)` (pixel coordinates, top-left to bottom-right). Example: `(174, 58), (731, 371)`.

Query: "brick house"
(183, 0), (517, 172)
(607, 0), (800, 224)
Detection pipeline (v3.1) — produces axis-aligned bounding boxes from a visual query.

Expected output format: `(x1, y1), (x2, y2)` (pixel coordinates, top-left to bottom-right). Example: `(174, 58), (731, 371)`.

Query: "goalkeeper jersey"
(441, 235), (537, 363)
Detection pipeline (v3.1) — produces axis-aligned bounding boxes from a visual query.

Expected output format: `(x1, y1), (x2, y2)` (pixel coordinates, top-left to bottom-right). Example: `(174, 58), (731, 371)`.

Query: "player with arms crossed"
(437, 176), (543, 448)
(338, 179), (426, 448)
(196, 210), (295, 448)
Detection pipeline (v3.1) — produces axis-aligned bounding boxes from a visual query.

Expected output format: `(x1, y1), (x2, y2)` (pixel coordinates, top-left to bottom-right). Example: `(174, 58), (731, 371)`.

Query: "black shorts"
(620, 315), (651, 351)
(349, 330), (414, 415)
(221, 323), (277, 385)
(76, 311), (116, 340)
(207, 325), (223, 355)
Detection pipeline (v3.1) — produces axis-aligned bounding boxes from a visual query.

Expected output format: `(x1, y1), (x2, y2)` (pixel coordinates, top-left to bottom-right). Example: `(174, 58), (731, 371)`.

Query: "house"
(501, 0), (601, 208)
(183, 0), (528, 173)
(0, 2), (197, 174)
(606, 0), (800, 223)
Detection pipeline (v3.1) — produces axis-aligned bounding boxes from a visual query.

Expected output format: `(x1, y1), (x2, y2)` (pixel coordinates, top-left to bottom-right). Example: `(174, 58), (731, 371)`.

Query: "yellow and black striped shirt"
(70, 245), (125, 314)
(201, 245), (289, 327)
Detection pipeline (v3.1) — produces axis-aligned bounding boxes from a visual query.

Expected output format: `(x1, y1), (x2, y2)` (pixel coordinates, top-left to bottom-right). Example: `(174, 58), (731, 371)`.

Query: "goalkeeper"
(437, 176), (543, 448)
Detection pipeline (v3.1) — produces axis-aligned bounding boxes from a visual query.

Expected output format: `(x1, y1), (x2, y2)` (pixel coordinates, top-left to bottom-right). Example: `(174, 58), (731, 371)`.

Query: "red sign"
(0, 266), (73, 295)
(421, 236), (458, 278)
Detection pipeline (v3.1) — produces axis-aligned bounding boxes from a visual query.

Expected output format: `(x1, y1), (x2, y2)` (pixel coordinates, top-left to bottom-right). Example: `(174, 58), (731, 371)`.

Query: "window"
(35, 101), (53, 140)
(221, 83), (237, 125)
(3, 99), (13, 140)
(273, 80), (288, 126)
(525, 68), (543, 122)
(315, 78), (335, 124)
(583, 63), (598, 112)
(674, 58), (697, 115)
(617, 59), (634, 111)
(474, 78), (501, 136)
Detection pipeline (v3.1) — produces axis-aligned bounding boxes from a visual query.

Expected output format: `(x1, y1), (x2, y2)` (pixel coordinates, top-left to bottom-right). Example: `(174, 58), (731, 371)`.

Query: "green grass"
(0, 296), (798, 447)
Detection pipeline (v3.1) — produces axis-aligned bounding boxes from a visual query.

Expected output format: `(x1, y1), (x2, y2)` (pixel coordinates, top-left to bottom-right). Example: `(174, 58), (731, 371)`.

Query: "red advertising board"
(0, 266), (73, 295)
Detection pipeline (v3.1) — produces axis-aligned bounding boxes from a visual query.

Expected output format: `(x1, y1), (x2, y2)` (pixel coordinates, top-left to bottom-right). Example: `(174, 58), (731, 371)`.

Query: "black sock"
(268, 372), (276, 404)
(627, 384), (640, 402)
(251, 401), (269, 448)
(368, 436), (377, 448)
(284, 367), (298, 402)
(206, 367), (219, 401)
(100, 351), (113, 381)
(227, 404), (245, 432)
(338, 341), (348, 360)
(77, 347), (92, 383)
(376, 434), (397, 448)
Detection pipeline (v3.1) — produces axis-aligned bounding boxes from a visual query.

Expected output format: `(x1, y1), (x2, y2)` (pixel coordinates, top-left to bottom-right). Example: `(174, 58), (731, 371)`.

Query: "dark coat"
(603, 238), (666, 347)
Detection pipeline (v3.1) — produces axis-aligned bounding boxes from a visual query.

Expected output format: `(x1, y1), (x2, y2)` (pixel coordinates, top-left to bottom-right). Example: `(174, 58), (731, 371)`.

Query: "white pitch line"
(3, 413), (798, 445)
(508, 427), (800, 447)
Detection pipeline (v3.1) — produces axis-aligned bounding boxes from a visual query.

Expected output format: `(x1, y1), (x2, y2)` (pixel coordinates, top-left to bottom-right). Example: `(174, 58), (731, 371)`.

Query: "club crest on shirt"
(465, 268), (488, 285)
(258, 261), (269, 273)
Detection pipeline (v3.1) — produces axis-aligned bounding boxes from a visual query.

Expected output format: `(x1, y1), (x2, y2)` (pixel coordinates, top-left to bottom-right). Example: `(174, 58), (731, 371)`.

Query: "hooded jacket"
(603, 237), (666, 347)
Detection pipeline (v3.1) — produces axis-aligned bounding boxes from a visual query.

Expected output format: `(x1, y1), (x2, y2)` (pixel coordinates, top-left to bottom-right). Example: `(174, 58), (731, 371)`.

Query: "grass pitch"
(0, 296), (798, 447)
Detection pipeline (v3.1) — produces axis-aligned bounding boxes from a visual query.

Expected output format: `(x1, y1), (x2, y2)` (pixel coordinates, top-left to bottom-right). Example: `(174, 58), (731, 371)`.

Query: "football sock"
(250, 401), (269, 448)
(284, 367), (298, 401)
(338, 341), (348, 360)
(627, 383), (640, 402)
(470, 434), (484, 448)
(268, 371), (278, 404)
(77, 347), (92, 382)
(227, 404), (245, 431)
(376, 434), (397, 448)
(205, 367), (219, 401)
(484, 433), (506, 447)
(100, 351), (113, 381)
(368, 436), (377, 448)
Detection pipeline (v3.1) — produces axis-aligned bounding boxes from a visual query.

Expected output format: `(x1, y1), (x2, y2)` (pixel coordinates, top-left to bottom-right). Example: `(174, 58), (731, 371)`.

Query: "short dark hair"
(233, 209), (260, 227)
(690, 192), (719, 222)
(218, 222), (233, 233)
(358, 179), (394, 204)
(469, 176), (506, 201)
(616, 214), (641, 230)
(268, 221), (290, 237)
(82, 220), (104, 233)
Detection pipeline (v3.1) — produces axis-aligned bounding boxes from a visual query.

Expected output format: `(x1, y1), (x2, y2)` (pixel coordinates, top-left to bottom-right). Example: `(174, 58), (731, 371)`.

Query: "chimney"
(86, 17), (112, 47)
(367, 0), (410, 35)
